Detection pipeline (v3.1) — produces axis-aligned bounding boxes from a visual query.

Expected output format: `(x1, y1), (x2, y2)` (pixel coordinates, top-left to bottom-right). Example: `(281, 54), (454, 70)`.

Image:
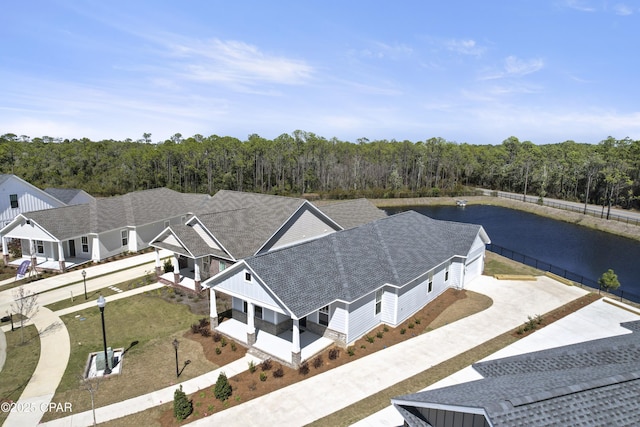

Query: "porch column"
(172, 253), (180, 286)
(58, 241), (66, 272)
(29, 239), (36, 271)
(2, 236), (8, 265)
(210, 289), (218, 328)
(292, 318), (301, 367)
(154, 248), (162, 276)
(247, 302), (256, 346)
(194, 261), (202, 292)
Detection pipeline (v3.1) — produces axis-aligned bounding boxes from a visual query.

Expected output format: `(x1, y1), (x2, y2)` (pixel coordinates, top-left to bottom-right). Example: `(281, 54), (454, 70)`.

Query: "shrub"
(328, 348), (340, 360)
(365, 335), (375, 343)
(231, 342), (237, 352)
(199, 318), (209, 328)
(213, 332), (222, 342)
(215, 347), (221, 355)
(248, 360), (256, 373)
(312, 355), (323, 369)
(376, 331), (383, 339)
(273, 366), (284, 378)
(164, 259), (174, 273)
(191, 323), (200, 334)
(347, 346), (355, 356)
(414, 318), (421, 325)
(259, 372), (267, 382)
(214, 372), (232, 401)
(220, 337), (227, 347)
(174, 385), (193, 421)
(400, 328), (406, 335)
(260, 358), (273, 371)
(298, 362), (310, 375)
(408, 323), (415, 329)
(383, 325), (389, 332)
(200, 328), (211, 337)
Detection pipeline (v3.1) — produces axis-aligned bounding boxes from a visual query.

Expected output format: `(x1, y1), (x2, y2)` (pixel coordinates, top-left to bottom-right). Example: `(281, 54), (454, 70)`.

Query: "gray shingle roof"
(153, 225), (228, 259)
(316, 198), (388, 229)
(43, 188), (92, 204)
(393, 320), (640, 427)
(23, 188), (208, 239)
(244, 210), (483, 318)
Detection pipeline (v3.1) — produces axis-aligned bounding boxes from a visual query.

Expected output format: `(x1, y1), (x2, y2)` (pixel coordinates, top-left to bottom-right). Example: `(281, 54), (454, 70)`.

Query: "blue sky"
(1, 1), (639, 145)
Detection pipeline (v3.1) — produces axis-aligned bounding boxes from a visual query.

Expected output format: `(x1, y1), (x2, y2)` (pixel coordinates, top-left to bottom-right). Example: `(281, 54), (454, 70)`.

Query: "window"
(81, 236), (89, 253)
(319, 305), (329, 326)
(121, 229), (128, 246)
(219, 261), (226, 271)
(36, 240), (44, 254)
(245, 272), (251, 282)
(375, 289), (383, 315)
(9, 194), (18, 209)
(254, 305), (263, 319)
(427, 272), (433, 293)
(445, 262), (450, 282)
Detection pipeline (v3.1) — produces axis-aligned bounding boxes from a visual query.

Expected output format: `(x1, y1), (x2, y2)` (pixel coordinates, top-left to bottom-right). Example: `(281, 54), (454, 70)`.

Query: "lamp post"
(97, 295), (111, 375)
(82, 270), (87, 300)
(172, 338), (179, 377)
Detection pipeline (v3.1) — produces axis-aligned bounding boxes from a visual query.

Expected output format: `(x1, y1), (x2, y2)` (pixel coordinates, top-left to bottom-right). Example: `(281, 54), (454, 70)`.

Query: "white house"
(0, 188), (212, 272)
(203, 210), (490, 367)
(150, 191), (387, 292)
(0, 174), (69, 227)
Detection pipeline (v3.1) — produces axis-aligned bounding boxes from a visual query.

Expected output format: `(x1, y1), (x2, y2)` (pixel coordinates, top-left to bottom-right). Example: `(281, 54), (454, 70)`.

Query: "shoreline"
(369, 196), (640, 242)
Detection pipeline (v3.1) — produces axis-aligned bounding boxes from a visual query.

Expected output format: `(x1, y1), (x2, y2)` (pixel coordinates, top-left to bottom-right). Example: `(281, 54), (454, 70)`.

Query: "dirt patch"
(154, 288), (491, 426)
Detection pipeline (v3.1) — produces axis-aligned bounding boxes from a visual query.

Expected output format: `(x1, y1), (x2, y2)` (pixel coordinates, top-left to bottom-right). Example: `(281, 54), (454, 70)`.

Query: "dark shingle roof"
(394, 320), (640, 427)
(23, 188), (208, 239)
(43, 188), (92, 204)
(316, 198), (387, 229)
(244, 210), (482, 317)
(153, 225), (227, 259)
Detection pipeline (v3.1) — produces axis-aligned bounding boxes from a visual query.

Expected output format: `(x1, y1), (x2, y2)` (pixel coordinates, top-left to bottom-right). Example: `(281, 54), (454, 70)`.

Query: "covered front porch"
(216, 318), (333, 367)
(9, 256), (91, 272)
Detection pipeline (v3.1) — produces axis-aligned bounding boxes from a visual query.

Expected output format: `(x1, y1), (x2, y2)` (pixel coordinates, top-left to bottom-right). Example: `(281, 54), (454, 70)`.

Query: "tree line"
(1, 132), (638, 210)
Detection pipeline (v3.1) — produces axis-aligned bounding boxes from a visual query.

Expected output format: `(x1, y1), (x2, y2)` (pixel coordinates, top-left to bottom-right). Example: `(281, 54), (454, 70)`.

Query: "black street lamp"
(97, 295), (111, 375)
(82, 270), (88, 300)
(172, 338), (179, 377)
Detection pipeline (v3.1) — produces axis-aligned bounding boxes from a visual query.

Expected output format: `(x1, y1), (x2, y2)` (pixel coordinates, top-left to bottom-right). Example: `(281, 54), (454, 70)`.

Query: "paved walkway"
(354, 297), (640, 426)
(176, 275), (584, 427)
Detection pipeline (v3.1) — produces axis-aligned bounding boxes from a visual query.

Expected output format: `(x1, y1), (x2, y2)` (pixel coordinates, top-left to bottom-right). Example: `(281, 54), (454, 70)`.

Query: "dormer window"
(245, 272), (251, 282)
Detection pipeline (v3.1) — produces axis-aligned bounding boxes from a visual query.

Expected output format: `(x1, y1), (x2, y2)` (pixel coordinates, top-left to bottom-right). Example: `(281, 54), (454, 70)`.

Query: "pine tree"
(214, 371), (232, 401)
(173, 385), (192, 421)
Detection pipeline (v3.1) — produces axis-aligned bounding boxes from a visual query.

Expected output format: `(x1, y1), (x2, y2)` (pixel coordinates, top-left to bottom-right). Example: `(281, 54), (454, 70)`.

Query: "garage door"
(464, 255), (483, 286)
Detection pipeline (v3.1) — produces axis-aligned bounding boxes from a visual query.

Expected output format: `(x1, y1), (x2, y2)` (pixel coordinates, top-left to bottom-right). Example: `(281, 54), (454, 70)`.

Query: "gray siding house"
(150, 191), (387, 292)
(0, 188), (211, 271)
(203, 210), (490, 367)
(392, 320), (640, 427)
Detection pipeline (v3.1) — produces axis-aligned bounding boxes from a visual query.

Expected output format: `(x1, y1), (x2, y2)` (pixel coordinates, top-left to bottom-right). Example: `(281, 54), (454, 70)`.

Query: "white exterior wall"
(266, 208), (336, 252)
(98, 229), (127, 260)
(216, 268), (283, 313)
(346, 291), (381, 344)
(0, 177), (66, 227)
(330, 301), (348, 334)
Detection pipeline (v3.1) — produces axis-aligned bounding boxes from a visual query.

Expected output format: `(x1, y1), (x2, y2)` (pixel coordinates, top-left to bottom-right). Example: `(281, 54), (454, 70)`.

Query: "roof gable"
(241, 211), (485, 317)
(316, 198), (388, 229)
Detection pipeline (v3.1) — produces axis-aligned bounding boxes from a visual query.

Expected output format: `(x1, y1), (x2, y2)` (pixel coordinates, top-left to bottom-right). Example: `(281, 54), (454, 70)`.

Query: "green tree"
(598, 269), (621, 292)
(214, 371), (232, 401)
(173, 385), (193, 421)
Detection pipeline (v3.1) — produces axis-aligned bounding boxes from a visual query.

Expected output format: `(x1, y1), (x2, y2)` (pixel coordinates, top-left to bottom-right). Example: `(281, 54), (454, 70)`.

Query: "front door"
(68, 240), (76, 257)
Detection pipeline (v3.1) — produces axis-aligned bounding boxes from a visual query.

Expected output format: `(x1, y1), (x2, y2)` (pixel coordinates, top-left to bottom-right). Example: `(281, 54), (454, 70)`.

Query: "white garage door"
(464, 254), (483, 286)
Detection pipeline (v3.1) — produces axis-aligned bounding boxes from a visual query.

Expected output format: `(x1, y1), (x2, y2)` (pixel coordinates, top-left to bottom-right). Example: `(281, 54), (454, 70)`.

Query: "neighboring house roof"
(153, 224), (227, 259)
(44, 188), (95, 205)
(316, 198), (388, 229)
(392, 320), (640, 427)
(19, 188), (208, 240)
(239, 210), (486, 318)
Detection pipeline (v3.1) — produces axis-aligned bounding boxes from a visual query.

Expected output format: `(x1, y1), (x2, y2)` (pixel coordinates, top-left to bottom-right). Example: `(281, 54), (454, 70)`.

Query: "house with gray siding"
(149, 191), (386, 292)
(0, 187), (211, 272)
(202, 210), (490, 367)
(392, 320), (640, 427)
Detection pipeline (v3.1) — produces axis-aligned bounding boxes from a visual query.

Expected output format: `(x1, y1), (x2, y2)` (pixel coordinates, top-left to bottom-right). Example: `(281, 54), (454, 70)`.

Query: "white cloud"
(444, 39), (485, 56)
(613, 3), (633, 15)
(349, 42), (413, 60)
(504, 56), (544, 76)
(563, 0), (597, 12)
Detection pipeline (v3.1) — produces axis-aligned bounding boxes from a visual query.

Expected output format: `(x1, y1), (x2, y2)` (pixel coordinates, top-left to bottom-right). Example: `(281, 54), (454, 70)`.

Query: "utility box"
(95, 348), (114, 371)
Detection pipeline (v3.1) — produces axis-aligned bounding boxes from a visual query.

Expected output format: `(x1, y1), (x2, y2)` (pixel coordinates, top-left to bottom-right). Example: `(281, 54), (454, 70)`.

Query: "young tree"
(79, 375), (101, 426)
(173, 385), (193, 421)
(598, 269), (621, 292)
(10, 286), (39, 344)
(214, 371), (232, 401)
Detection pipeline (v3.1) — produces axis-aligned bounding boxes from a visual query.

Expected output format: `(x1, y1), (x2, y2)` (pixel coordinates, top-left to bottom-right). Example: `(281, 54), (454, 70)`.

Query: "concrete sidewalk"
(354, 297), (640, 426)
(177, 275), (585, 427)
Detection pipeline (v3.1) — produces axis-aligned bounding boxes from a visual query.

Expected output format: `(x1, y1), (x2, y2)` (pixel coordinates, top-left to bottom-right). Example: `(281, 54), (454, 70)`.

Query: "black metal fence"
(493, 191), (640, 226)
(487, 243), (640, 304)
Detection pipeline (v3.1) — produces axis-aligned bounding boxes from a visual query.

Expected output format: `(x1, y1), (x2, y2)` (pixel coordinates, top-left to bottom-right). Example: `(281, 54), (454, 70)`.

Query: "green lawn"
(483, 251), (542, 276)
(0, 325), (41, 425)
(42, 291), (218, 421)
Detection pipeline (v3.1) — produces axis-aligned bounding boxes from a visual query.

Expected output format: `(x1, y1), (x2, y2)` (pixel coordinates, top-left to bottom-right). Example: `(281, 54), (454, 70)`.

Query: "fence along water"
(487, 243), (640, 304)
